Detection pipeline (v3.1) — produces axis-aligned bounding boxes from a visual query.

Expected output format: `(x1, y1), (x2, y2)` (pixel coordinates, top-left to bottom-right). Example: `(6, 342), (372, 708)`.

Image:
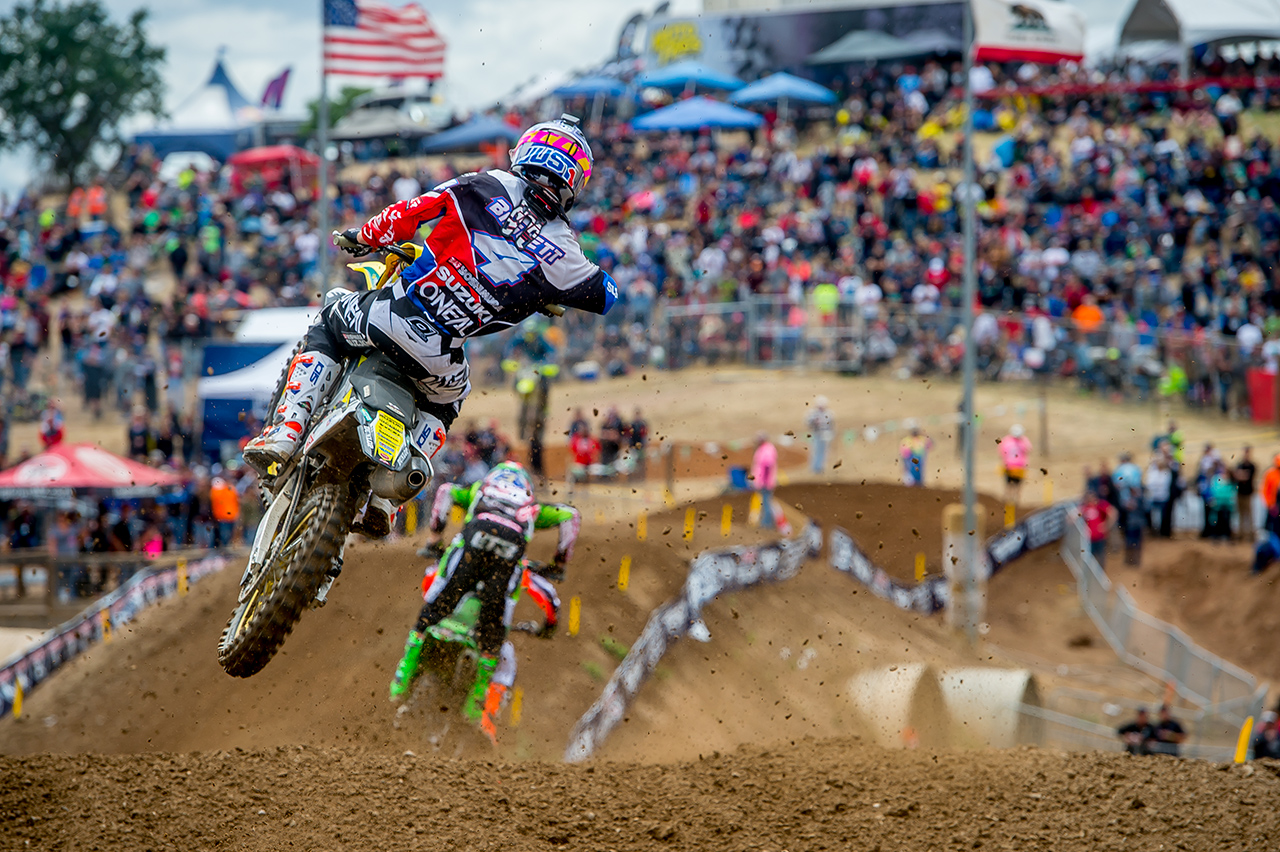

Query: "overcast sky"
(0, 0), (1131, 193)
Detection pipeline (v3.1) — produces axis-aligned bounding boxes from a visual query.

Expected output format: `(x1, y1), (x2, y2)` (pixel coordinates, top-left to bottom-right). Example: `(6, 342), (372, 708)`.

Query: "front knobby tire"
(217, 482), (351, 677)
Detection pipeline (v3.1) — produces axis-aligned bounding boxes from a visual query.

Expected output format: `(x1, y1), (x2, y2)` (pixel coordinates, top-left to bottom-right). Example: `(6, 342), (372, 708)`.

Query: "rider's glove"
(333, 228), (372, 257)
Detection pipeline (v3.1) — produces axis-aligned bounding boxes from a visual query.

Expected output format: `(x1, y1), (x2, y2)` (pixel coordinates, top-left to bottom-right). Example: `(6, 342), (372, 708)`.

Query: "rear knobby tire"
(217, 482), (351, 677)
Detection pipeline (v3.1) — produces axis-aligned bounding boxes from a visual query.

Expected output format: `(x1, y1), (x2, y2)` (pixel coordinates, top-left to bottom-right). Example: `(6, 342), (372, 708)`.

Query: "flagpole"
(959, 0), (980, 646)
(317, 8), (331, 292)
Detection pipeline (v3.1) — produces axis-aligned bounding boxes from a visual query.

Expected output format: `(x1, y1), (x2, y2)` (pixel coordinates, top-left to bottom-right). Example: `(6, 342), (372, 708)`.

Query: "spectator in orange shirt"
(1261, 454), (1280, 533)
(1072, 294), (1105, 335)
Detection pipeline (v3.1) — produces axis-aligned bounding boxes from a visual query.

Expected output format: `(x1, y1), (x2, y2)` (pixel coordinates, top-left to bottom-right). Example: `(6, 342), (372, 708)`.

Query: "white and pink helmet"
(509, 114), (594, 212)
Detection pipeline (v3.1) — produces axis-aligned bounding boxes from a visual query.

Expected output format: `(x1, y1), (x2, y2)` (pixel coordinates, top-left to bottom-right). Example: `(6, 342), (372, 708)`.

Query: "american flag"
(323, 0), (446, 79)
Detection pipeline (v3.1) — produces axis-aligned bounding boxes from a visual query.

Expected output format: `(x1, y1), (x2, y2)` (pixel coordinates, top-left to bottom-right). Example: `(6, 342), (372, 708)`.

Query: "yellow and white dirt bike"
(217, 243), (436, 677)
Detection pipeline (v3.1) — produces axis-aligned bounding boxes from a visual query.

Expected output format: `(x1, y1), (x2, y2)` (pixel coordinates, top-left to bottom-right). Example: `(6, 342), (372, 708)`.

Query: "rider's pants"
(304, 288), (471, 417)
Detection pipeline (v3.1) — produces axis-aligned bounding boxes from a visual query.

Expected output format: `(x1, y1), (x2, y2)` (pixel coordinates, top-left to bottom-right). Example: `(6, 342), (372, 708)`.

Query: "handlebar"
(383, 243), (417, 263)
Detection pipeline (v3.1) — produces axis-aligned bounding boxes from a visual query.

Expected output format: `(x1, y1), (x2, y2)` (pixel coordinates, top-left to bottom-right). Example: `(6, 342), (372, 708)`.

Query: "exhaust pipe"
(370, 456), (431, 502)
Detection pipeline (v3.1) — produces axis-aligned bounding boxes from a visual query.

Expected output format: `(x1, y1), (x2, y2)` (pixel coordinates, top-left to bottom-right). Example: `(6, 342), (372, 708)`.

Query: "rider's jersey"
(359, 170), (617, 341)
(429, 479), (580, 565)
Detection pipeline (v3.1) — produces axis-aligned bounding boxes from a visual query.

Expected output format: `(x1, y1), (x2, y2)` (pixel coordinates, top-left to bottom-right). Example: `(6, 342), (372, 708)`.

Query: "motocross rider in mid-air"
(242, 114), (616, 534)
(391, 460), (579, 738)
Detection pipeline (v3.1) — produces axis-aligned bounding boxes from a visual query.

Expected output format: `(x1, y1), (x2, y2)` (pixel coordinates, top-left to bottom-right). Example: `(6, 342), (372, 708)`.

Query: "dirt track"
(3, 483), (1278, 850)
(5, 741), (1279, 851)
(1121, 538), (1280, 684)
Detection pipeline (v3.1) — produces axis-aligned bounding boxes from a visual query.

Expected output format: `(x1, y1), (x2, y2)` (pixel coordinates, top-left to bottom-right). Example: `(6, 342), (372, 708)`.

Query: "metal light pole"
(959, 0), (980, 645)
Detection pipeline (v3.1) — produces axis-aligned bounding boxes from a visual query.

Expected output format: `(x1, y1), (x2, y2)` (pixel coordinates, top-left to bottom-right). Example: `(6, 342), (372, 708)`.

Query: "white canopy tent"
(233, 307), (318, 343)
(1119, 0), (1280, 51)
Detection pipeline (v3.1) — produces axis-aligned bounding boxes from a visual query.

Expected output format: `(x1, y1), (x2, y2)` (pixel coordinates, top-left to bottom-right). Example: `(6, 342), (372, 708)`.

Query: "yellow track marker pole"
(618, 556), (631, 592)
(510, 687), (524, 727)
(721, 504), (733, 537)
(568, 597), (581, 637)
(1235, 716), (1255, 763)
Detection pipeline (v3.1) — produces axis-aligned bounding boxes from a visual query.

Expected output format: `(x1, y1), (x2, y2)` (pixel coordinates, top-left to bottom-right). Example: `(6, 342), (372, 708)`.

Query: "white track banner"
(972, 0), (1085, 64)
(0, 555), (228, 718)
(564, 524), (822, 763)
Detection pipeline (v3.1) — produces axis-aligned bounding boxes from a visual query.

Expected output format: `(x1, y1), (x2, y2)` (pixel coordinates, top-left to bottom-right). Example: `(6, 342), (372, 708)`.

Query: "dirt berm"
(4, 484), (1277, 850)
(0, 484), (1000, 761)
(0, 489), (760, 757)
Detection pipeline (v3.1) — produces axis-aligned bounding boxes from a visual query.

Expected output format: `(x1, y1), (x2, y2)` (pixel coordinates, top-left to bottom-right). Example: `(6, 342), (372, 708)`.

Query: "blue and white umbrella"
(632, 96), (763, 131)
(730, 72), (836, 106)
(638, 60), (745, 92)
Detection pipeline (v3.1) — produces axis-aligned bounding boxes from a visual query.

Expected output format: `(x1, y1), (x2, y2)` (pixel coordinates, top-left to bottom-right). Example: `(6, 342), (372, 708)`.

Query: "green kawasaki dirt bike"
(395, 558), (554, 739)
(399, 557), (550, 701)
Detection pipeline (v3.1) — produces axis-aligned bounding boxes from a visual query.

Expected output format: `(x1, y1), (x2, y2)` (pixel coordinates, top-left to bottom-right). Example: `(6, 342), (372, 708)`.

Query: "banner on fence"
(0, 555), (228, 718)
(564, 524), (822, 762)
(830, 503), (1070, 615)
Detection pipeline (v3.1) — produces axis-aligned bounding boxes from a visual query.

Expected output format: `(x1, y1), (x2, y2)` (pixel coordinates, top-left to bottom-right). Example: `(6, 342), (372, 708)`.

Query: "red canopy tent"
(226, 144), (319, 195)
(0, 443), (182, 500)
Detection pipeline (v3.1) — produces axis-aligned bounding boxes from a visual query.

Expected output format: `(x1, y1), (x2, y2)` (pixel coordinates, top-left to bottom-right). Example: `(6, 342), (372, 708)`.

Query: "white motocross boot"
(243, 351), (339, 476)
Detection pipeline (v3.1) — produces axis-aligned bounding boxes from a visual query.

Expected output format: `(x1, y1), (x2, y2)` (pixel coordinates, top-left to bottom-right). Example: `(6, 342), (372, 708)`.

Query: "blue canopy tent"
(731, 72), (836, 106)
(730, 72), (836, 121)
(638, 60), (744, 93)
(553, 75), (627, 98)
(196, 342), (283, 462)
(554, 75), (629, 124)
(420, 116), (522, 153)
(632, 97), (763, 132)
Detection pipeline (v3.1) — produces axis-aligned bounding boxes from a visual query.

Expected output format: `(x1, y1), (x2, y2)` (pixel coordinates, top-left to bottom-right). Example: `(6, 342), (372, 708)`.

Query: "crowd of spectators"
(1077, 419), (1280, 571)
(566, 405), (648, 483)
(2, 54), (1280, 428)
(0, 52), (1278, 563)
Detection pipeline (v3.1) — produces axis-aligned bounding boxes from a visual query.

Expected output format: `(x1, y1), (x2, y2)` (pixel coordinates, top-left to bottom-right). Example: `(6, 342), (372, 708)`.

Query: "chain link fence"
(651, 297), (1265, 416)
(1051, 512), (1269, 758)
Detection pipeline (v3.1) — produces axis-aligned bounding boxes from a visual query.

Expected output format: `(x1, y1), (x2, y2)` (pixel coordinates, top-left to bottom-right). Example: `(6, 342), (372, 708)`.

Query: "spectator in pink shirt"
(751, 431), (779, 530)
(998, 424), (1033, 506)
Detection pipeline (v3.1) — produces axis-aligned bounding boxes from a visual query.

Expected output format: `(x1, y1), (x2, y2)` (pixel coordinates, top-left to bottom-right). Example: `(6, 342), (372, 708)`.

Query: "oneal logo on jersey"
(422, 285), (479, 335)
(418, 261), (495, 335)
